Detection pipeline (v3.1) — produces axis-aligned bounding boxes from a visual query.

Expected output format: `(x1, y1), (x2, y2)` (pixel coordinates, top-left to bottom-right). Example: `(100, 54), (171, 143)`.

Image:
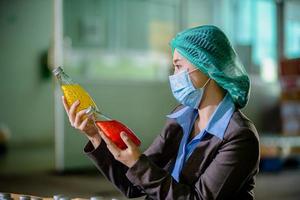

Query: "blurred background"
(0, 0), (300, 199)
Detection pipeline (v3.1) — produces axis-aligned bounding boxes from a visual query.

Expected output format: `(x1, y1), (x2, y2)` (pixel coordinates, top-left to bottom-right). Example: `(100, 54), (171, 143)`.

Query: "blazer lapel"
(180, 133), (223, 183)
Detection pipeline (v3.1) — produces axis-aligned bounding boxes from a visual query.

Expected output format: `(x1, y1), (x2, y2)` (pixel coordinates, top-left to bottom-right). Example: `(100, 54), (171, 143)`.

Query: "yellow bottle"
(53, 67), (99, 114)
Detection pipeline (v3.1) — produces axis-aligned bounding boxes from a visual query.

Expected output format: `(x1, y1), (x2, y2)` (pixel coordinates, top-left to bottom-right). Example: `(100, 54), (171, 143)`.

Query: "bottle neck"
(53, 67), (75, 85)
(56, 72), (75, 85)
(94, 109), (111, 121)
(86, 106), (112, 121)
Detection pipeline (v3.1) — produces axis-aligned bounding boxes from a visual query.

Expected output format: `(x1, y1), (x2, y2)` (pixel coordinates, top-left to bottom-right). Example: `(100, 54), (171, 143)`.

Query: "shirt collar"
(166, 93), (235, 140)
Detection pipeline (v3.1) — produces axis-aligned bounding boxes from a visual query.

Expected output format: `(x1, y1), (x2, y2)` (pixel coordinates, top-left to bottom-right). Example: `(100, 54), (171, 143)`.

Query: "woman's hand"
(99, 131), (141, 168)
(62, 96), (101, 148)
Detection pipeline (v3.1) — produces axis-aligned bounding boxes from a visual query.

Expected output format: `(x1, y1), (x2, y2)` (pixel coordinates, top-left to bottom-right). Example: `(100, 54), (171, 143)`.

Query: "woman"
(62, 25), (260, 200)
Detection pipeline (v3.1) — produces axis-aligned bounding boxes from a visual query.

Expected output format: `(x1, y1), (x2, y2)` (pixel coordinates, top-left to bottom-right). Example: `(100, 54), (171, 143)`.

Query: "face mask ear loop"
(188, 68), (211, 89)
(188, 68), (199, 74)
(202, 78), (211, 88)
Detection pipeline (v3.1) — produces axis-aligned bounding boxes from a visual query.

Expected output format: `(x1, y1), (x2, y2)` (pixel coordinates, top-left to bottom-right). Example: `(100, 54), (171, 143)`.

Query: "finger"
(68, 100), (80, 124)
(98, 131), (121, 153)
(106, 144), (121, 159)
(98, 131), (114, 146)
(62, 96), (69, 112)
(99, 131), (122, 159)
(74, 109), (88, 127)
(78, 118), (89, 131)
(120, 132), (136, 149)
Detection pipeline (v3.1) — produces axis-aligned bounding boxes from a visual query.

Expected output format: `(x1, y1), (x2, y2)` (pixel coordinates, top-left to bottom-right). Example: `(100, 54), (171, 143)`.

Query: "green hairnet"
(170, 25), (250, 108)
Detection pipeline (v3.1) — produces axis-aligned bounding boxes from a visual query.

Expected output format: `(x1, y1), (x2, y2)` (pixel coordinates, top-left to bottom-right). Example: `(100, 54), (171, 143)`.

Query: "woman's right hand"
(62, 96), (102, 148)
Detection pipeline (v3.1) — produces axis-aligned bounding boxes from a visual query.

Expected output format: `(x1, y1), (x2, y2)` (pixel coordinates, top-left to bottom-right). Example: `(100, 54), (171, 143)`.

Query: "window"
(213, 0), (277, 80)
(63, 0), (180, 81)
(285, 0), (300, 59)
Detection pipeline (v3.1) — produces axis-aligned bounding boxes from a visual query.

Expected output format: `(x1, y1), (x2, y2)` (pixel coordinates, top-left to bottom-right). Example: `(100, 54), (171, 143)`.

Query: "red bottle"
(86, 106), (141, 150)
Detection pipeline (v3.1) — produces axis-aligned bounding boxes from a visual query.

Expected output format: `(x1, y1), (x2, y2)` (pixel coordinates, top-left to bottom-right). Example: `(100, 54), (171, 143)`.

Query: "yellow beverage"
(61, 84), (98, 113)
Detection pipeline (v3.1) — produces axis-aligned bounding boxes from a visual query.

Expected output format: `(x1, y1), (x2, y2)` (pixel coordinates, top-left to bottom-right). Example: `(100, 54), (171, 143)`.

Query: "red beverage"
(96, 120), (141, 150)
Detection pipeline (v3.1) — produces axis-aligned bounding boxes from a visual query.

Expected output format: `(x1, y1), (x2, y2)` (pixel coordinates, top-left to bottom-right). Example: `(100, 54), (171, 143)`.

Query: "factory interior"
(0, 0), (300, 199)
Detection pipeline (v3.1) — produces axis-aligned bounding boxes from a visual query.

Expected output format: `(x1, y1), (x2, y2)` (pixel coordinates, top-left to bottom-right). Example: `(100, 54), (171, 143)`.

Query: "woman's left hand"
(99, 131), (142, 168)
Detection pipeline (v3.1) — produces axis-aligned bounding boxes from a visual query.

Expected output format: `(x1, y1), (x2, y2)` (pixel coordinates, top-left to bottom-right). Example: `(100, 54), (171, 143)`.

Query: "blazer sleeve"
(84, 118), (182, 199)
(125, 128), (260, 200)
(84, 140), (145, 198)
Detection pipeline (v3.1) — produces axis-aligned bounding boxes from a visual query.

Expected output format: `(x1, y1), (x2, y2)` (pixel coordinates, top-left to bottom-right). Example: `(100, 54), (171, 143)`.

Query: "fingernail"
(75, 100), (80, 104)
(121, 132), (127, 138)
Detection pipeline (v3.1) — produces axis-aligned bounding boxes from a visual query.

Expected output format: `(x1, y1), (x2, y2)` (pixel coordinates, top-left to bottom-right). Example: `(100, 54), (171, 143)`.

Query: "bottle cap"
(53, 194), (63, 200)
(85, 106), (95, 116)
(31, 197), (42, 200)
(19, 195), (30, 200)
(58, 197), (71, 200)
(52, 66), (63, 76)
(90, 196), (105, 200)
(0, 193), (12, 200)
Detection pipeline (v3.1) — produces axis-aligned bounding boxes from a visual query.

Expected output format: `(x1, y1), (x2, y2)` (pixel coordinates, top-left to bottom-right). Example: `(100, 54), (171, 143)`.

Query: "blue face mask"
(169, 69), (210, 109)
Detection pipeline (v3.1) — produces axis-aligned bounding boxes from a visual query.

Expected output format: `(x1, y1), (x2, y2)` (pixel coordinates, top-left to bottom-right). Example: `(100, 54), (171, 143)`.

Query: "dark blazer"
(84, 106), (260, 200)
